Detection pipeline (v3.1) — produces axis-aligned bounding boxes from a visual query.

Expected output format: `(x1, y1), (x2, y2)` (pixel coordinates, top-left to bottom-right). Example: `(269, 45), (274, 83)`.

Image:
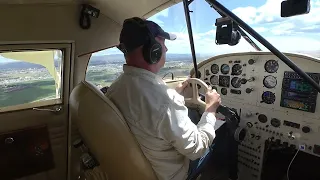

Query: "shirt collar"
(123, 65), (165, 85)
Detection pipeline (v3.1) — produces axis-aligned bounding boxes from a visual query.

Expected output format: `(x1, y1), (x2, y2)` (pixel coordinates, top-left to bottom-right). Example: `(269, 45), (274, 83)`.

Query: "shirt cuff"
(200, 111), (217, 126)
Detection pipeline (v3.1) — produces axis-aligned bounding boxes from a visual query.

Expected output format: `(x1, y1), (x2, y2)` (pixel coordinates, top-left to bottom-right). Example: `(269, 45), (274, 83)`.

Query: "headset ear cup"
(143, 38), (163, 64)
(142, 40), (152, 64)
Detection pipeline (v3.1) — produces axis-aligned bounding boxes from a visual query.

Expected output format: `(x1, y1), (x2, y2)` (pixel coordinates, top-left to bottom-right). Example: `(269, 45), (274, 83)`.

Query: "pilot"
(105, 17), (221, 180)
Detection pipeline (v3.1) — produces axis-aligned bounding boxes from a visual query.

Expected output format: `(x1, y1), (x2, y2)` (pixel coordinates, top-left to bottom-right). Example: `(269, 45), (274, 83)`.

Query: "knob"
(241, 78), (247, 84)
(248, 59), (255, 65)
(290, 144), (296, 149)
(302, 126), (311, 133)
(246, 88), (253, 94)
(5, 137), (14, 144)
(246, 122), (253, 128)
(255, 135), (261, 140)
(251, 134), (255, 138)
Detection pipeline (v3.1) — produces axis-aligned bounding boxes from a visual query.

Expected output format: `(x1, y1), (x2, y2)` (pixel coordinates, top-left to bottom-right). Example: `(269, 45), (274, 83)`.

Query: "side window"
(85, 47), (124, 88)
(0, 49), (63, 111)
(86, 3), (194, 86)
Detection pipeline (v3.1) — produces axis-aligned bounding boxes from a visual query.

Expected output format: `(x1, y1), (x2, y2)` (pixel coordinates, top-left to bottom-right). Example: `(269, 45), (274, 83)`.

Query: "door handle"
(33, 106), (62, 113)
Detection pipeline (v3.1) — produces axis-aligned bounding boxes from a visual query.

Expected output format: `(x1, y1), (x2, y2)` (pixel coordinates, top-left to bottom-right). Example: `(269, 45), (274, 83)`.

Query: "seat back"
(69, 81), (157, 180)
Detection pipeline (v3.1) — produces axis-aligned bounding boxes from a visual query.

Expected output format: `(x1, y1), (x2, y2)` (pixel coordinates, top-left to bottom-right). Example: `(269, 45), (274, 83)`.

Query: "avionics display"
(280, 71), (320, 113)
(289, 80), (313, 92)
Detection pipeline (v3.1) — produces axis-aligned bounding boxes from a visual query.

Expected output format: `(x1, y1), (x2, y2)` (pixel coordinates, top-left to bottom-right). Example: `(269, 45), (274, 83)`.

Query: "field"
(0, 53), (198, 108)
(0, 80), (56, 107)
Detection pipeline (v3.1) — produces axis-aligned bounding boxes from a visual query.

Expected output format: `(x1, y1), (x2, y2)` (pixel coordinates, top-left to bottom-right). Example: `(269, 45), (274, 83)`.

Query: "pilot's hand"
(175, 80), (189, 94)
(205, 88), (221, 114)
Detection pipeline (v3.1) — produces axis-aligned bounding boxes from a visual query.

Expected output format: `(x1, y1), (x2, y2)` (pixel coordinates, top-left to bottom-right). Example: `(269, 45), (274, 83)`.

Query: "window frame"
(0, 43), (72, 113)
(85, 46), (124, 87)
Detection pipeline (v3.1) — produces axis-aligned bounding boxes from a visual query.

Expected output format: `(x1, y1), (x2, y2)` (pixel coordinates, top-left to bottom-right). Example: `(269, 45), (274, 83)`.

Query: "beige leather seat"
(70, 81), (158, 180)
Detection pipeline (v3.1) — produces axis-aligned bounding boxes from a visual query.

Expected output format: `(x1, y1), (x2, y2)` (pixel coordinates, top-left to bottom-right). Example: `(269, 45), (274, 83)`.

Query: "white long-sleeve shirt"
(105, 65), (217, 180)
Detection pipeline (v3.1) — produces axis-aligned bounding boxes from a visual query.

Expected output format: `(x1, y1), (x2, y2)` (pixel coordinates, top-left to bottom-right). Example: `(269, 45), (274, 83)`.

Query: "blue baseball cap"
(118, 17), (176, 54)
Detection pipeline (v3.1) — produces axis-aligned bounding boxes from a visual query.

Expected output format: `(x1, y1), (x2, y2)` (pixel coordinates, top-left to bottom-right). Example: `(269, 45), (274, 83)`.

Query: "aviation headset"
(118, 17), (163, 64)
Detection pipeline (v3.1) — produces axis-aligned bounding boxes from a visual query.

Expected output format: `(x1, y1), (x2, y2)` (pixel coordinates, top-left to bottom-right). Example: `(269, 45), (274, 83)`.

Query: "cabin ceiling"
(0, 0), (182, 24)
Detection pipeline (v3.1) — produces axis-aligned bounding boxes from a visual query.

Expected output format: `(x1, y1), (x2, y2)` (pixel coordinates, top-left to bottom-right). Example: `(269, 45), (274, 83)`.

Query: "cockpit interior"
(0, 0), (319, 180)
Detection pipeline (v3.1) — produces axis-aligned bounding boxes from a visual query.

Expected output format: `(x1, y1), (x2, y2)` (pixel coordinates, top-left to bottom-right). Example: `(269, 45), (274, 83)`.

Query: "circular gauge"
(221, 64), (230, 74)
(231, 77), (241, 88)
(219, 76), (230, 87)
(231, 64), (242, 75)
(264, 60), (279, 73)
(221, 88), (228, 95)
(211, 64), (219, 74)
(258, 114), (268, 123)
(263, 75), (277, 88)
(261, 91), (276, 104)
(210, 75), (219, 85)
(271, 118), (281, 128)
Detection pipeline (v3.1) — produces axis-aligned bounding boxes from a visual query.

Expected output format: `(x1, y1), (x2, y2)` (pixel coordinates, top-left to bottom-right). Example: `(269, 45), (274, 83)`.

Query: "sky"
(1, 0), (320, 62)
(93, 0), (320, 56)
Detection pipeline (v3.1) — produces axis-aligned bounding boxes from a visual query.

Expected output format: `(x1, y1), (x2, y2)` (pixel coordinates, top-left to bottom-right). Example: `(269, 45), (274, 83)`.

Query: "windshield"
(149, 0), (320, 63)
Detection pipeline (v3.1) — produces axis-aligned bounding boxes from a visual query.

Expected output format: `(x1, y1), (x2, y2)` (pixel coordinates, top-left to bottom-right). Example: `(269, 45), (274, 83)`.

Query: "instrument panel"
(192, 52), (320, 180)
(195, 52), (320, 119)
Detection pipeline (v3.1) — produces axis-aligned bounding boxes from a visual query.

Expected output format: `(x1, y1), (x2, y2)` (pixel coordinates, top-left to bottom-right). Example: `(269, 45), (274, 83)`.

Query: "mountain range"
(1, 51), (319, 70)
(0, 54), (205, 70)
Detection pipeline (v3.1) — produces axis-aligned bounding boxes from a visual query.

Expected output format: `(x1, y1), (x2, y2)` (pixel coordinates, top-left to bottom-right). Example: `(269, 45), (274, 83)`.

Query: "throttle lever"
(198, 93), (239, 119)
(217, 105), (239, 119)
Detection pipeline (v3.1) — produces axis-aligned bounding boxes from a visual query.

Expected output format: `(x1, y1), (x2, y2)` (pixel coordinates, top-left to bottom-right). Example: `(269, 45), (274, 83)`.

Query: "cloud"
(253, 27), (268, 33)
(147, 8), (169, 26)
(165, 28), (320, 55)
(232, 0), (283, 25)
(232, 0), (320, 36)
(270, 22), (296, 35)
